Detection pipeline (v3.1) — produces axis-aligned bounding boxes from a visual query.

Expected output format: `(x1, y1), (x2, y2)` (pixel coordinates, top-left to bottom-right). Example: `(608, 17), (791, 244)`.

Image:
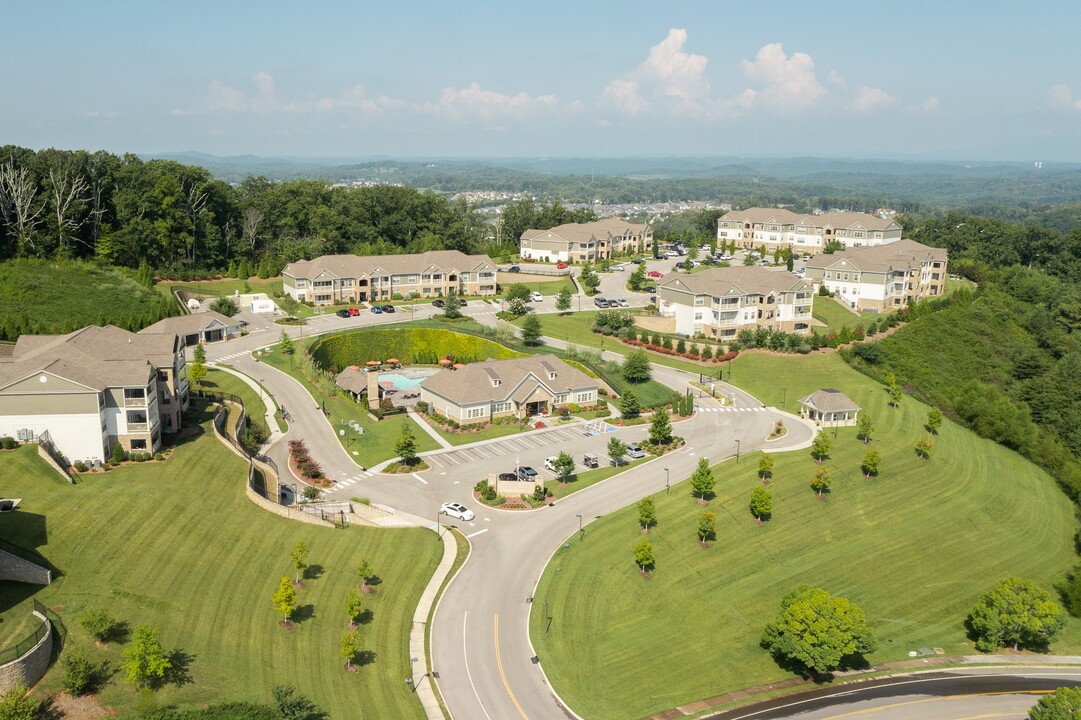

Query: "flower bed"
(287, 438), (331, 487)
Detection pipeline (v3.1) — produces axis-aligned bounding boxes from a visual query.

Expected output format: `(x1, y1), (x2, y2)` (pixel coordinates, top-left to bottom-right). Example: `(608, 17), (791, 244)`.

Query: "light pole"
(664, 467), (670, 494)
(735, 439), (741, 463)
(782, 387), (787, 409)
(576, 513), (583, 540)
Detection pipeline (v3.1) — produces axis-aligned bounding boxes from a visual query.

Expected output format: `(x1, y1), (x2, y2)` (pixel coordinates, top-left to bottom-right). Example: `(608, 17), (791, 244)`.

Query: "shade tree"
(967, 577), (1067, 652)
(761, 585), (877, 676)
(811, 430), (832, 463)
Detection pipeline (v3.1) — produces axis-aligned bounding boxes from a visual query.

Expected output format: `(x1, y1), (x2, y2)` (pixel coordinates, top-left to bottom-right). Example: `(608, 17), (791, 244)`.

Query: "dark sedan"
(432, 299), (445, 308)
(381, 305), (396, 313)
(335, 309), (351, 318)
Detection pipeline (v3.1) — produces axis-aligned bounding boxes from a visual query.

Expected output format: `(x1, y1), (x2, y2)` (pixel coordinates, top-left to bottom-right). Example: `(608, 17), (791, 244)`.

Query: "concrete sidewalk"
(410, 528), (460, 720)
(408, 407), (453, 450)
(211, 364), (287, 446)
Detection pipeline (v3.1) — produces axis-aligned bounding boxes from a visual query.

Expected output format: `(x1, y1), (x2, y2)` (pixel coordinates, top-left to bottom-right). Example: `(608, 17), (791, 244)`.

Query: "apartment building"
(519, 219), (653, 263)
(656, 266), (814, 339)
(0, 325), (189, 464)
(803, 239), (949, 312)
(282, 250), (498, 306)
(716, 208), (903, 254)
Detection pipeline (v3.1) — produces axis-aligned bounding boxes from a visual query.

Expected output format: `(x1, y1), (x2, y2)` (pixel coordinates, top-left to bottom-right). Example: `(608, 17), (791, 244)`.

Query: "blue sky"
(3, 1), (1080, 161)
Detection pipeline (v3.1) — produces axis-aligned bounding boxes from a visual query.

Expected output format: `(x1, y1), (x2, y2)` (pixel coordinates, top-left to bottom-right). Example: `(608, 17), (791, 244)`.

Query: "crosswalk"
(695, 406), (767, 413)
(207, 349), (253, 365)
(335, 469), (375, 488)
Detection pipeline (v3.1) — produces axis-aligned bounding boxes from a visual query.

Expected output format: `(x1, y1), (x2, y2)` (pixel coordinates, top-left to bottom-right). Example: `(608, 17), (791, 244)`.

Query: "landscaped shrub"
(0, 437), (16, 450)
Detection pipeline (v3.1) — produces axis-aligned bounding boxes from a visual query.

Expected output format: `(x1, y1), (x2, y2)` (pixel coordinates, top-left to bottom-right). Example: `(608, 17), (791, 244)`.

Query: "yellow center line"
(818, 690), (1052, 719)
(493, 613), (530, 720)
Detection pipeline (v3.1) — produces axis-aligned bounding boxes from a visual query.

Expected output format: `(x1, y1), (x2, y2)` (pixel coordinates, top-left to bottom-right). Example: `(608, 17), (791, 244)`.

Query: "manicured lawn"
(201, 367), (282, 434)
(257, 343), (440, 467)
(547, 456), (652, 499)
(811, 295), (862, 334)
(498, 276), (577, 296)
(943, 276), (977, 297)
(428, 419), (534, 447)
(0, 410), (441, 718)
(157, 276), (284, 301)
(530, 352), (1081, 720)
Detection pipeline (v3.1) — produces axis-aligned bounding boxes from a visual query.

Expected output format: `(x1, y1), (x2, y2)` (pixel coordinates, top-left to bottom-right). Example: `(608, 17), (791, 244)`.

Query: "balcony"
(127, 423), (149, 433)
(124, 395), (147, 408)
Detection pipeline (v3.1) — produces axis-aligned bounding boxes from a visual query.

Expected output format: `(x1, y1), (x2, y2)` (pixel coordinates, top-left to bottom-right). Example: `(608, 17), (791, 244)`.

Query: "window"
(466, 407), (485, 419)
(576, 392), (592, 403)
(694, 297), (704, 306)
(421, 274), (431, 281)
(694, 312), (703, 321)
(130, 439), (147, 450)
(157, 370), (169, 382)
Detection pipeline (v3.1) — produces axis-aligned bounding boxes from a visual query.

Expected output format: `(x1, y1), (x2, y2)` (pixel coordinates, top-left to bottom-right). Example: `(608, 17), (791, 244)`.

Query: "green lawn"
(432, 420), (534, 447)
(157, 276), (284, 301)
(499, 276), (577, 296)
(547, 456), (652, 500)
(0, 409), (441, 718)
(811, 295), (862, 334)
(530, 352), (1081, 720)
(201, 367), (286, 434)
(257, 344), (440, 467)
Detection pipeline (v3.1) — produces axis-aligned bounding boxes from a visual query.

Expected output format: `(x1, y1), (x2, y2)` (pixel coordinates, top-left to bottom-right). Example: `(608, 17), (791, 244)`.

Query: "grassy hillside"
(0, 258), (178, 339)
(530, 352), (1080, 720)
(0, 407), (440, 718)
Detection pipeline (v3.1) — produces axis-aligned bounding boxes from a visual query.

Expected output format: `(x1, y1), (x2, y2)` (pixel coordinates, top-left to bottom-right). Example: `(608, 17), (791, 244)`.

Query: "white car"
(531, 291), (543, 302)
(440, 502), (475, 521)
(617, 298), (629, 307)
(544, 456), (559, 472)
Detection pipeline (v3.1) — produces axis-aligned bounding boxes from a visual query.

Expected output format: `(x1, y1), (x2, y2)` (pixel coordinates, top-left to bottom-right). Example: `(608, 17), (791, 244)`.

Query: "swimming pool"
(378, 371), (437, 389)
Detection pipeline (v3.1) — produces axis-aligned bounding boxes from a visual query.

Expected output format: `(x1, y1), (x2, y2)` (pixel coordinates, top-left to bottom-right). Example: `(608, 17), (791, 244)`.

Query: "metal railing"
(0, 599), (63, 666)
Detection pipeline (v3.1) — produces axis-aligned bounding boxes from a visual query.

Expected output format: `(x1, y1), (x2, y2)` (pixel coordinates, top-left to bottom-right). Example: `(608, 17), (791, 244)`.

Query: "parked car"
(631, 258), (645, 264)
(507, 265), (521, 273)
(543, 456), (559, 472)
(348, 307), (360, 316)
(611, 264), (624, 272)
(626, 443), (645, 459)
(517, 466), (538, 480)
(381, 305), (396, 313)
(335, 309), (351, 318)
(371, 306), (383, 314)
(665, 250), (680, 258)
(531, 292), (543, 302)
(583, 453), (600, 469)
(717, 253), (733, 261)
(432, 299), (445, 308)
(647, 270), (663, 278)
(555, 262), (568, 269)
(440, 502), (475, 521)
(498, 472), (519, 483)
(616, 298), (629, 307)
(594, 297), (609, 308)
(459, 299), (468, 306)
(644, 286), (657, 294)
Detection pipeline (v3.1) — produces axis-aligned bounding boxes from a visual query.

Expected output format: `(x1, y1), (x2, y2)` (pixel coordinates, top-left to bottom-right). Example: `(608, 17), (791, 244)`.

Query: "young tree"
(272, 685), (321, 720)
(927, 407), (943, 434)
(628, 262), (646, 291)
(810, 430), (832, 463)
(857, 414), (874, 444)
(607, 437), (627, 466)
(761, 585), (878, 676)
(637, 497), (656, 532)
(757, 454), (775, 481)
(395, 422), (418, 465)
(123, 624), (172, 689)
(555, 287), (572, 314)
(520, 314), (542, 346)
(0, 682), (41, 720)
(344, 588), (363, 630)
(552, 451), (575, 482)
(189, 357), (207, 388)
(1029, 686), (1081, 720)
(80, 607), (119, 643)
(967, 577), (1067, 652)
(356, 560), (377, 592)
(278, 329), (295, 356)
(291, 541), (309, 585)
(193, 341), (207, 364)
(633, 538), (655, 573)
(697, 511), (717, 544)
(861, 449), (882, 478)
(579, 262), (600, 295)
(811, 467), (833, 497)
(618, 389), (640, 419)
(649, 408), (673, 445)
(443, 288), (462, 319)
(340, 630), (362, 670)
(61, 648), (96, 696)
(885, 371), (903, 407)
(272, 576), (298, 625)
(750, 486), (773, 521)
(689, 457), (715, 501)
(915, 435), (935, 459)
(621, 350), (652, 383)
(504, 284), (531, 304)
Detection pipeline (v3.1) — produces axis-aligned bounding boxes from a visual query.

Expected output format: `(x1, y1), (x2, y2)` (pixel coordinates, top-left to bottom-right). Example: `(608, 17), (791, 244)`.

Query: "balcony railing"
(127, 422), (149, 433)
(124, 396), (147, 408)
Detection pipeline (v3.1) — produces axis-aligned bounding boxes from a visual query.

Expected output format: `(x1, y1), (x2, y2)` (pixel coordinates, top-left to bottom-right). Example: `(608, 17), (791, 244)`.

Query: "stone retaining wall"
(0, 549), (51, 585)
(0, 612), (52, 693)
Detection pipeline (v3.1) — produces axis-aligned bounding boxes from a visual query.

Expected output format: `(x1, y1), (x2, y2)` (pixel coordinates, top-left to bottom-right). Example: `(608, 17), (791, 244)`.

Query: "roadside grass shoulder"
(0, 414), (440, 718)
(529, 351), (1081, 720)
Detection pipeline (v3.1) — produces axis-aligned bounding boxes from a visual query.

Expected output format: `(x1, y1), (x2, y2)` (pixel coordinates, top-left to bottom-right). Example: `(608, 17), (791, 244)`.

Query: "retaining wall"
(0, 549), (50, 585)
(0, 612), (52, 693)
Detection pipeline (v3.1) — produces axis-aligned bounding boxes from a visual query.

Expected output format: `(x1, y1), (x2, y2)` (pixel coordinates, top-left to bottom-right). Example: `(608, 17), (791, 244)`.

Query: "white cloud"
(827, 70), (847, 91)
(252, 72), (278, 112)
(848, 86), (898, 113)
(1051, 84), (1081, 110)
(601, 80), (646, 116)
(206, 73), (296, 113)
(603, 29), (714, 118)
(316, 84), (405, 114)
(920, 96), (939, 112)
(207, 80), (246, 111)
(737, 43), (828, 112)
(414, 82), (561, 122)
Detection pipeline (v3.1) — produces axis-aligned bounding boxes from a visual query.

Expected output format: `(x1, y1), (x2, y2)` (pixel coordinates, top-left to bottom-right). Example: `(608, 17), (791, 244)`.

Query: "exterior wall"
(0, 612), (52, 694)
(807, 256), (947, 312)
(0, 412), (106, 463)
(298, 269), (497, 306)
(664, 289), (812, 337)
(0, 549), (51, 585)
(521, 239), (571, 263)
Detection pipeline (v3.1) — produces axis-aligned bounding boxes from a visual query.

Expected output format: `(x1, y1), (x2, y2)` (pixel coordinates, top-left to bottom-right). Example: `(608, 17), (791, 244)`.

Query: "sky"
(3, 1), (1080, 162)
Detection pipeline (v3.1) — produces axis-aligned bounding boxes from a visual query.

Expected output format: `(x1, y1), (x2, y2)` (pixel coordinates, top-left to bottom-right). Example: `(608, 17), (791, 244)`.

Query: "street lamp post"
(664, 467), (670, 494)
(735, 439), (741, 463)
(782, 387), (787, 409)
(576, 513), (583, 541)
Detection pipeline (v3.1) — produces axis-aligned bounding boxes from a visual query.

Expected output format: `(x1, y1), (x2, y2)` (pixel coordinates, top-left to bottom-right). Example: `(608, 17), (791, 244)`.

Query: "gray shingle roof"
(720, 207), (900, 232)
(658, 266), (810, 297)
(805, 239), (947, 273)
(799, 388), (860, 413)
(139, 311), (237, 337)
(420, 355), (595, 405)
(282, 250), (497, 280)
(520, 219), (650, 243)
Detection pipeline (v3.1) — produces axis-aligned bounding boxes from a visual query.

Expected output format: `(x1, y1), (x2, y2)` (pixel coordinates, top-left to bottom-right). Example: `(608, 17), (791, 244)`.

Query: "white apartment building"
(716, 208), (903, 254)
(804, 240), (949, 312)
(519, 219), (653, 263)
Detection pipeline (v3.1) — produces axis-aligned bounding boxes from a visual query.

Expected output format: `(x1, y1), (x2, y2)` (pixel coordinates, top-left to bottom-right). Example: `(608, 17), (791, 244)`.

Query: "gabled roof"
(420, 355), (595, 405)
(658, 266), (810, 297)
(719, 207), (900, 232)
(139, 311), (237, 337)
(283, 250), (497, 280)
(334, 367), (368, 395)
(805, 239), (947, 273)
(520, 219), (651, 244)
(800, 388), (860, 413)
(0, 325), (176, 392)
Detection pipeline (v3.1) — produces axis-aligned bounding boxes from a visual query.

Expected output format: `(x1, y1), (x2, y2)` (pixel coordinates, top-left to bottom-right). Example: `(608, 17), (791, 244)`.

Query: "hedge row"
(309, 328), (525, 372)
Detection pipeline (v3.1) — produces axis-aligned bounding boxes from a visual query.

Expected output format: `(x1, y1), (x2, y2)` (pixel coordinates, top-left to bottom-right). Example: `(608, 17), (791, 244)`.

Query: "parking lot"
(424, 423), (621, 475)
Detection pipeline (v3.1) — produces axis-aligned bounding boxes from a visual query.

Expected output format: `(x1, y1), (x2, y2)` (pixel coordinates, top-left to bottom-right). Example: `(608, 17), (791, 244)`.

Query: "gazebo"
(799, 388), (860, 427)
(335, 366), (368, 402)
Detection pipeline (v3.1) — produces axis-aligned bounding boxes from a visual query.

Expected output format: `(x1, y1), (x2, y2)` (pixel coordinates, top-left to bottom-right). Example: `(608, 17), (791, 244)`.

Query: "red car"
(647, 270), (663, 278)
(556, 262), (568, 269)
(348, 307), (360, 316)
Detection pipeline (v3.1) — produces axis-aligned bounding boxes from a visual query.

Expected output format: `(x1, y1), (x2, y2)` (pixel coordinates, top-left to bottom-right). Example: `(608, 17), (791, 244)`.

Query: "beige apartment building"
(656, 266), (815, 339)
(803, 239), (949, 312)
(716, 208), (903, 254)
(0, 325), (189, 464)
(519, 219), (653, 263)
(282, 250), (498, 305)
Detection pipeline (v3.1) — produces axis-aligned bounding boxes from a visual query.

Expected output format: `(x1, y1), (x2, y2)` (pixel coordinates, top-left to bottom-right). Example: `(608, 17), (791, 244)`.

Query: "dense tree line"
(0, 146), (491, 278)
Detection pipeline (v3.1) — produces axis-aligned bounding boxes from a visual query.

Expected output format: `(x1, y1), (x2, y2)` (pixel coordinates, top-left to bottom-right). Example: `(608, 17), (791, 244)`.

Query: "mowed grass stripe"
(530, 352), (1080, 720)
(0, 411), (440, 718)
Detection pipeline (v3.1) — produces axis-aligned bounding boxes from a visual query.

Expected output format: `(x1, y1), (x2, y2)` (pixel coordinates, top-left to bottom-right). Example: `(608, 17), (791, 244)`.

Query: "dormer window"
(548, 372), (556, 380)
(491, 379), (501, 387)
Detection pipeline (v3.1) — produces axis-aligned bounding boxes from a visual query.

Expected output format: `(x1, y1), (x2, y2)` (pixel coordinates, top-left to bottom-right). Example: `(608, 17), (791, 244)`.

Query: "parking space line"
(470, 446), (494, 459)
